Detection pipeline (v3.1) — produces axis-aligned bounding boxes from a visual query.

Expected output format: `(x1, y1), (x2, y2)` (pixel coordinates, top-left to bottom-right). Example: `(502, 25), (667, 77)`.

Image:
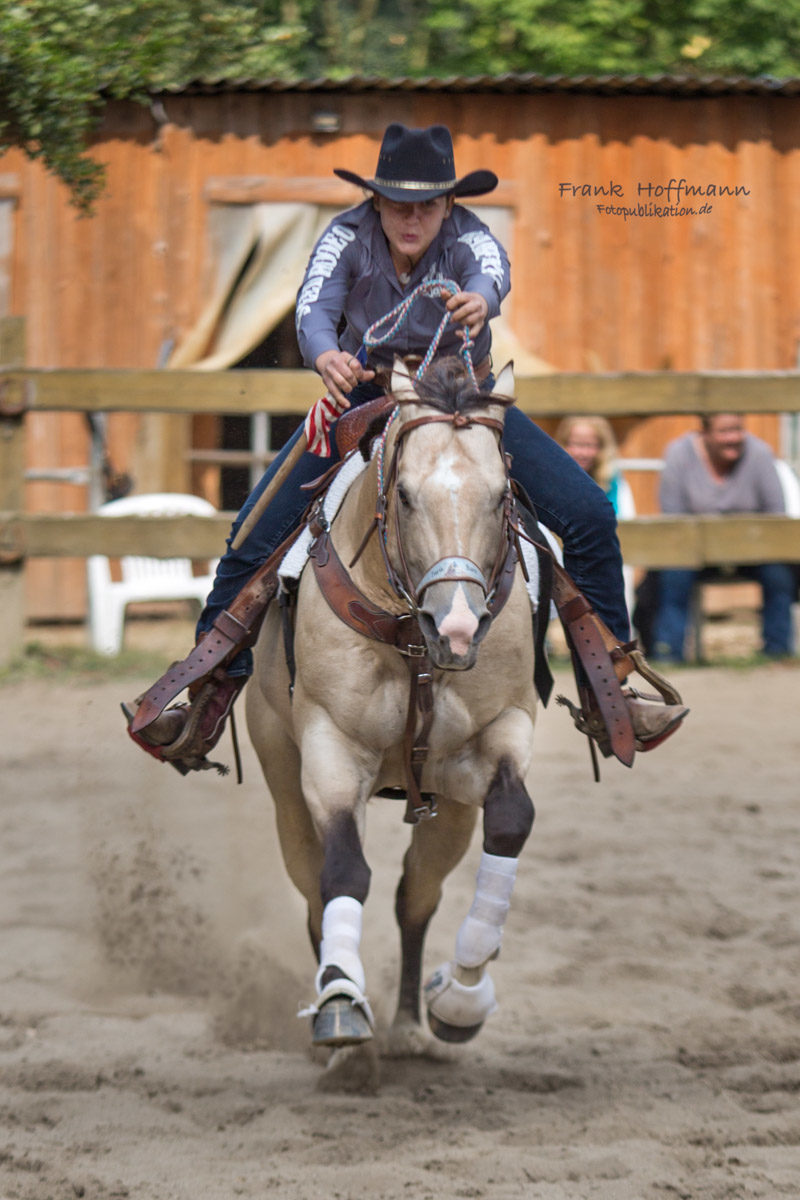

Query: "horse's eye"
(397, 484), (412, 509)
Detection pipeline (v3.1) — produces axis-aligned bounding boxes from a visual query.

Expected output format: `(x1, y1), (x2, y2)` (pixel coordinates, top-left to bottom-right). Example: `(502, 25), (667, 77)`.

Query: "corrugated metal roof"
(162, 72), (800, 98)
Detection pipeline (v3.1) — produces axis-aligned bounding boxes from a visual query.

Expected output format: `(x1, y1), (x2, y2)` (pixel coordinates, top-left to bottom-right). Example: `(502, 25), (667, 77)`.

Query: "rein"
(362, 277), (481, 390)
(350, 276), (510, 619)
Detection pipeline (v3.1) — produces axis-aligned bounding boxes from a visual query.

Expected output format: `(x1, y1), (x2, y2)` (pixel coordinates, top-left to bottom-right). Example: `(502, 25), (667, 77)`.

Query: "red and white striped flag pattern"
(303, 392), (345, 457)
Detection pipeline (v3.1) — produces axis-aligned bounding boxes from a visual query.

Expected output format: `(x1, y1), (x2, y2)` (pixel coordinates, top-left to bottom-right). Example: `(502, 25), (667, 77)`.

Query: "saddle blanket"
(278, 447), (544, 611)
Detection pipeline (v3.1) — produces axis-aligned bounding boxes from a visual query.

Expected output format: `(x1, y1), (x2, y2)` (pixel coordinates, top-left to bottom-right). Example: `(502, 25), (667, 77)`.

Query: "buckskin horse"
(245, 356), (539, 1061)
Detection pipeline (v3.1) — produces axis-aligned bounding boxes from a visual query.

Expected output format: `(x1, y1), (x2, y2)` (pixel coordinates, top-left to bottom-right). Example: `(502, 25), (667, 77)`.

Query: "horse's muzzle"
(417, 570), (492, 669)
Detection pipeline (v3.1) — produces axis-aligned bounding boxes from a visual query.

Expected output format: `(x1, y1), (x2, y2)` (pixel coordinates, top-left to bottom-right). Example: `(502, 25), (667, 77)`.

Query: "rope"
(362, 277), (479, 390)
(365, 276), (481, 497)
(376, 405), (399, 497)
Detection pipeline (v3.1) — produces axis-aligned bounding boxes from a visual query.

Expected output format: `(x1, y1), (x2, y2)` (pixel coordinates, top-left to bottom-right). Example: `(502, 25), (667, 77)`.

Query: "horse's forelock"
(405, 358), (494, 417)
(412, 359), (481, 414)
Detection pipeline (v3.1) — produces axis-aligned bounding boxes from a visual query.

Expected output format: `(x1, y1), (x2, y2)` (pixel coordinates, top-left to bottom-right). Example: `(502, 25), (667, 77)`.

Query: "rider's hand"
(446, 291), (489, 340)
(315, 349), (375, 408)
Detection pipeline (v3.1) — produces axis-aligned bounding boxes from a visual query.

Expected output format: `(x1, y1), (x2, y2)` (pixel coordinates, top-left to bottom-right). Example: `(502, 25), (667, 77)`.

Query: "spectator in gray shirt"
(653, 413), (795, 661)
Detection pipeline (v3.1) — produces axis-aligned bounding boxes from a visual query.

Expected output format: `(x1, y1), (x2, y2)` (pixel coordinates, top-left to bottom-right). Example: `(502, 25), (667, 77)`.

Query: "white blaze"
(430, 451), (462, 543)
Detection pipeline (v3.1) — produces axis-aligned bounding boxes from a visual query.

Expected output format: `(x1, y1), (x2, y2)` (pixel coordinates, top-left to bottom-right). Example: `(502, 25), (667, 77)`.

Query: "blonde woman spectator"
(557, 415), (636, 620)
(556, 415), (633, 518)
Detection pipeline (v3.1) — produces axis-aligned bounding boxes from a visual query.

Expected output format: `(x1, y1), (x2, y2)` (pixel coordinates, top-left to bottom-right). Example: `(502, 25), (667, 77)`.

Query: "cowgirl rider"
(126, 124), (687, 770)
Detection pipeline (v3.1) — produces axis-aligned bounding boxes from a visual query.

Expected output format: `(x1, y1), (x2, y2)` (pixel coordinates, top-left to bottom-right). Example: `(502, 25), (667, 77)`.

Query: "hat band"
(373, 176), (457, 191)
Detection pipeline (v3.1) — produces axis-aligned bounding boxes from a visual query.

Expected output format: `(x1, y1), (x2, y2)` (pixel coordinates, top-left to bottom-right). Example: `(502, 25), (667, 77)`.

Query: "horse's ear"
(492, 361), (515, 401)
(390, 357), (419, 403)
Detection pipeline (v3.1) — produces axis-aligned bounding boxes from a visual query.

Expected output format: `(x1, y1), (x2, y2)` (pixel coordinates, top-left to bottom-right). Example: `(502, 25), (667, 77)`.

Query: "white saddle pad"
(279, 451), (370, 586)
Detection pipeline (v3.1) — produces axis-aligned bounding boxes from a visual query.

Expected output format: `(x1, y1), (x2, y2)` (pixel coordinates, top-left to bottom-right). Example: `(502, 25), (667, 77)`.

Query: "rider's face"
(374, 194), (453, 267)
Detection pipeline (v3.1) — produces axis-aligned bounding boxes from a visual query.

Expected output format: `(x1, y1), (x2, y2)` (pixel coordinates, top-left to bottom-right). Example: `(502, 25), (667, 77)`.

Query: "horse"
(245, 356), (538, 1066)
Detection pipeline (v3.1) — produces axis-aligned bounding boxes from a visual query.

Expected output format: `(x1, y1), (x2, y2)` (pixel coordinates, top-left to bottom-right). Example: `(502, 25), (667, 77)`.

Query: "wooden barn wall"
(1, 88), (798, 619)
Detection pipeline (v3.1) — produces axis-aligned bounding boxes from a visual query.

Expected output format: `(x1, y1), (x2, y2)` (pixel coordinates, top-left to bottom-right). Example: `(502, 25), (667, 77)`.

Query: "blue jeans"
(654, 564), (796, 660)
(198, 384), (630, 675)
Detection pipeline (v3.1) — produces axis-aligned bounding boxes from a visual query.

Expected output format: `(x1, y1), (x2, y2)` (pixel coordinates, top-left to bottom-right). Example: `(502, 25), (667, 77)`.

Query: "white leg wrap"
(454, 852), (518, 969)
(424, 961), (497, 1028)
(315, 896), (366, 994)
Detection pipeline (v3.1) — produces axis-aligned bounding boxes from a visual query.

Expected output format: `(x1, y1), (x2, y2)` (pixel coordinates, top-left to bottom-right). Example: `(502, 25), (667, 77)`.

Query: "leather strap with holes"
(550, 562), (636, 767)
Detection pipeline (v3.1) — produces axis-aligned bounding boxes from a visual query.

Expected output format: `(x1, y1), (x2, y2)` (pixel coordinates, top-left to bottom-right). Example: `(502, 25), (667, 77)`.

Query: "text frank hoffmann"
(558, 178), (751, 218)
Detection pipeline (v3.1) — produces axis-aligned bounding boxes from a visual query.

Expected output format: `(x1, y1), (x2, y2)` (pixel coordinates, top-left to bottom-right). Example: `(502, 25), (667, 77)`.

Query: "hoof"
(426, 1012), (485, 1044)
(424, 961), (497, 1044)
(312, 996), (373, 1048)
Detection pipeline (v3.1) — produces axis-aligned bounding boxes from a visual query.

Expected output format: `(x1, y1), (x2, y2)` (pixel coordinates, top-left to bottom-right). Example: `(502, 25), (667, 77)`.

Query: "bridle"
(355, 277), (513, 616)
(368, 406), (517, 621)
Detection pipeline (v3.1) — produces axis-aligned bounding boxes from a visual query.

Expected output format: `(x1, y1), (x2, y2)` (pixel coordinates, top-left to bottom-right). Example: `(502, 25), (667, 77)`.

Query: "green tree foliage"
(422, 0), (800, 78)
(1, 0), (799, 209)
(0, 0), (312, 208)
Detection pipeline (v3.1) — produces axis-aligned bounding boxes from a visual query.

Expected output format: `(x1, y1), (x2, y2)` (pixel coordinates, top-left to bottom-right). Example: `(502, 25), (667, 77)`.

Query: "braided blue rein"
(362, 277), (479, 388)
(364, 277), (480, 491)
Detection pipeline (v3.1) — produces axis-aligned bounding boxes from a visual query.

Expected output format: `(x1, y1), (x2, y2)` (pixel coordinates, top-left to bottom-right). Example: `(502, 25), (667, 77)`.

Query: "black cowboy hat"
(334, 123), (498, 202)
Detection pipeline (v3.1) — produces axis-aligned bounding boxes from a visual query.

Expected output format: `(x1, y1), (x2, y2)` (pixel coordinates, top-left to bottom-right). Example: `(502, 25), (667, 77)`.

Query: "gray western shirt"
(295, 201), (510, 371)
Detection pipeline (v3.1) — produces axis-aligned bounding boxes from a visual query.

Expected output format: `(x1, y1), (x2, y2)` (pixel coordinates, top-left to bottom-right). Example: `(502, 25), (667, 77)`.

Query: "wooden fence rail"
(3, 512), (798, 572)
(2, 365), (800, 417)
(1, 347), (800, 664)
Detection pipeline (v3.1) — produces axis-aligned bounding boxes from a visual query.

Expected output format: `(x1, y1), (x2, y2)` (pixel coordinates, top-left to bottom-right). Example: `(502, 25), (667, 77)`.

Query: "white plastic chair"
(87, 493), (219, 655)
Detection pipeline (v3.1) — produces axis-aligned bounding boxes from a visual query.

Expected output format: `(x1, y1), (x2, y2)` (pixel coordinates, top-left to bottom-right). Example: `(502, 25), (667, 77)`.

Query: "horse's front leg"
(424, 755), (535, 1043)
(386, 797), (478, 1055)
(299, 722), (378, 1049)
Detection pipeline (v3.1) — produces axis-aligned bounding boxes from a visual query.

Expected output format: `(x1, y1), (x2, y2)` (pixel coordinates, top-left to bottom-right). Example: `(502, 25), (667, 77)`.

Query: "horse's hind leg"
(246, 688), (326, 950)
(386, 797), (478, 1056)
(425, 757), (535, 1043)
